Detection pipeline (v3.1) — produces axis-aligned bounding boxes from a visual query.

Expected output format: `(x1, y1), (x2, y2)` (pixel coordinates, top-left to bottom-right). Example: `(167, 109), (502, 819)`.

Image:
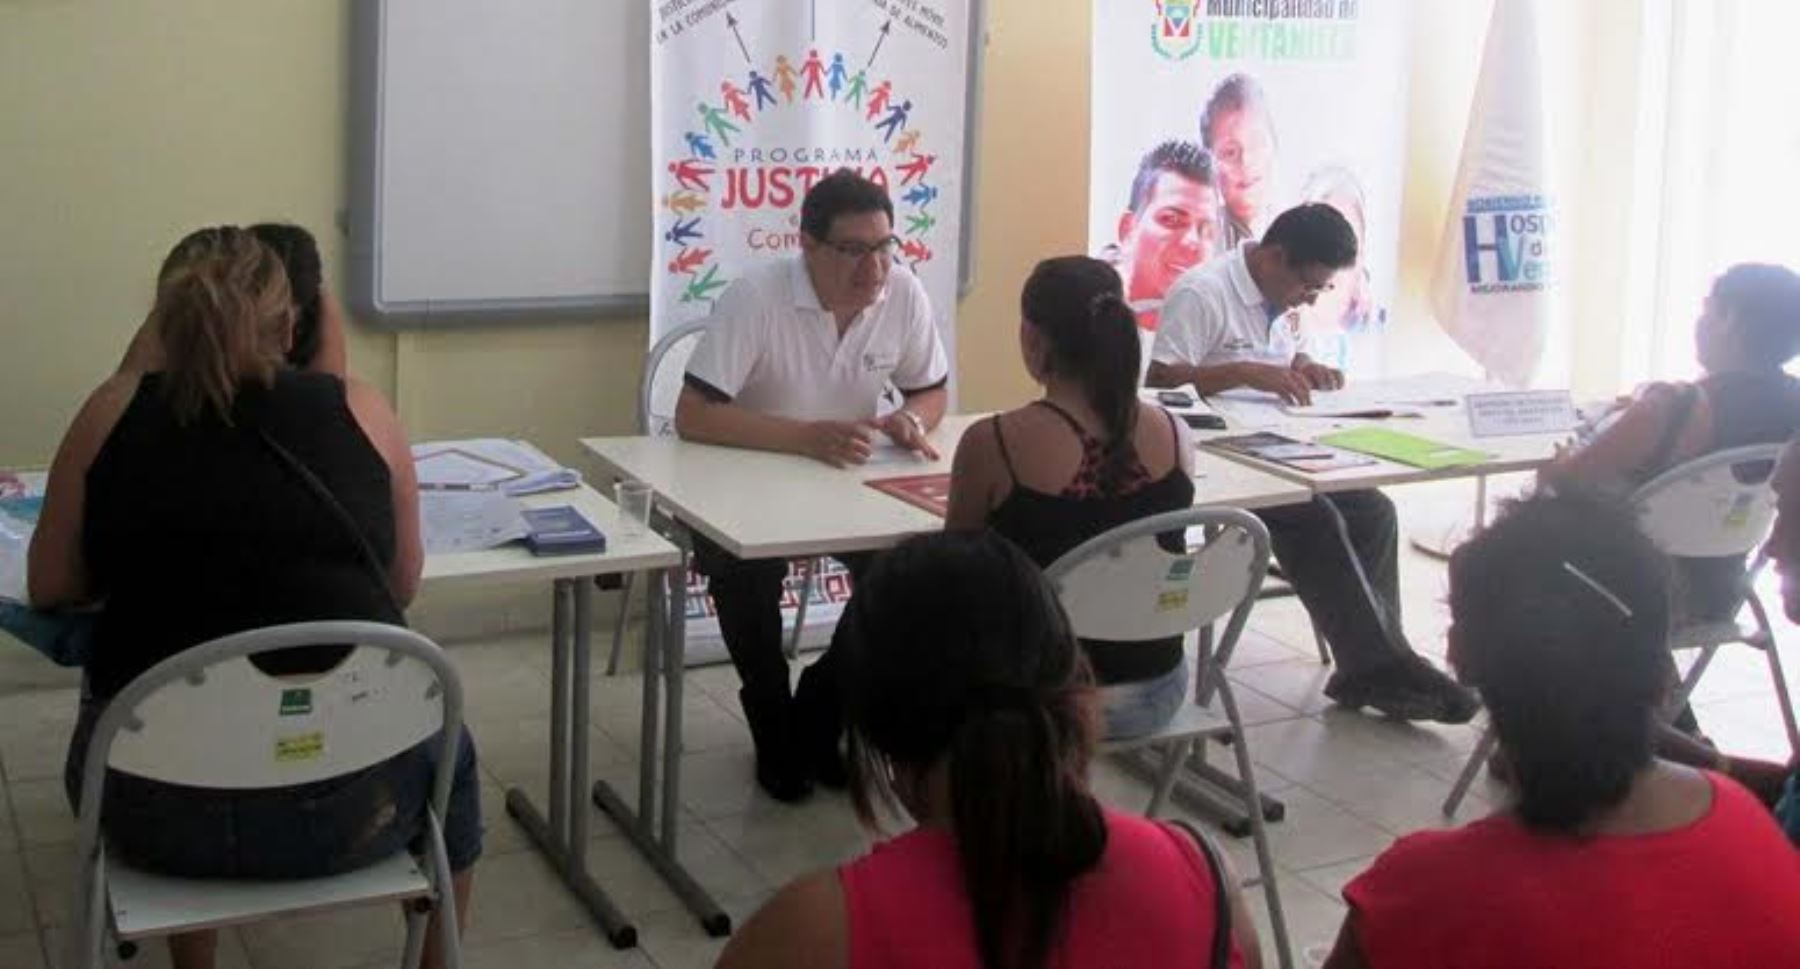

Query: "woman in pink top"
(1322, 490), (1800, 969)
(717, 531), (1261, 969)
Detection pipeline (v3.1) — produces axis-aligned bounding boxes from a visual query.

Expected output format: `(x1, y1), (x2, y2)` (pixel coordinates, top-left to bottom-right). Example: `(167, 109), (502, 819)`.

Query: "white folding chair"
(66, 621), (465, 969)
(1046, 508), (1293, 969)
(606, 321), (825, 673)
(1442, 443), (1795, 818)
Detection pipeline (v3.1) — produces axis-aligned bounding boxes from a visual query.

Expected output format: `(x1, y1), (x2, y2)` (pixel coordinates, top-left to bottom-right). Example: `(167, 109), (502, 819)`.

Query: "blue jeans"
(1097, 656), (1189, 741)
(65, 699), (483, 877)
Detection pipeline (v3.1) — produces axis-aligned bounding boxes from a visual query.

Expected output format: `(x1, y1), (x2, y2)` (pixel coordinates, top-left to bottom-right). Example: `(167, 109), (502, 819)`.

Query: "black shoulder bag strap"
(1167, 818), (1234, 969)
(1636, 383), (1701, 482)
(255, 428), (404, 619)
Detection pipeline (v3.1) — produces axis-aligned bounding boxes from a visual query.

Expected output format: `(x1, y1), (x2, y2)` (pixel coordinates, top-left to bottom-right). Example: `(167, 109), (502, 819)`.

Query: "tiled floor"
(3, 480), (1797, 968)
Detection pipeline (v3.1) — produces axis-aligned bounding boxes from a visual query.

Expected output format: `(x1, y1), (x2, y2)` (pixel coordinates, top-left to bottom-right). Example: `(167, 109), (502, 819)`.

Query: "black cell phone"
(1157, 390), (1196, 407)
(1181, 412), (1227, 431)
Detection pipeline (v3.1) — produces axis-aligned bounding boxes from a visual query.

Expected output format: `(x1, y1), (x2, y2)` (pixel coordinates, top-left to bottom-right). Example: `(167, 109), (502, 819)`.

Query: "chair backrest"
(1631, 443), (1785, 558)
(640, 319), (711, 437)
(81, 622), (461, 800)
(1044, 508), (1269, 662)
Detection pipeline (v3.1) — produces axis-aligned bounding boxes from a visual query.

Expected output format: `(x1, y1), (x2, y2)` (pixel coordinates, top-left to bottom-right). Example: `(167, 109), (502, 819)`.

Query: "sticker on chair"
(279, 688), (313, 717)
(1156, 589), (1190, 612)
(275, 732), (325, 762)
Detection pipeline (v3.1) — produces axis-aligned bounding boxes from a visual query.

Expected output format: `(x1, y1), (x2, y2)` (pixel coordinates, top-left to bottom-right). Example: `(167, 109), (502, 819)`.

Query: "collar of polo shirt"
(1226, 240), (1266, 314)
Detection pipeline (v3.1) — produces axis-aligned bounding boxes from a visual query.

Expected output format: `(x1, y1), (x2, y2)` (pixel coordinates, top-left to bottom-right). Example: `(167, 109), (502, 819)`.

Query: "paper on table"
(863, 441), (937, 468)
(413, 439), (582, 495)
(420, 491), (529, 554)
(1204, 389), (1287, 429)
(1315, 427), (1491, 470)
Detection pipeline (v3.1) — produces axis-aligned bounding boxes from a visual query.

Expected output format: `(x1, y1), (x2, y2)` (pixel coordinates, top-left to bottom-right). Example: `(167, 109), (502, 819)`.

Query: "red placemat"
(866, 473), (952, 518)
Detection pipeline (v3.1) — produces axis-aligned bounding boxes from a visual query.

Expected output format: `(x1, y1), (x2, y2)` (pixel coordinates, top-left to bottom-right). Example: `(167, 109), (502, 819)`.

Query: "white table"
(583, 414), (1311, 562)
(420, 484), (719, 948)
(580, 414), (1313, 849)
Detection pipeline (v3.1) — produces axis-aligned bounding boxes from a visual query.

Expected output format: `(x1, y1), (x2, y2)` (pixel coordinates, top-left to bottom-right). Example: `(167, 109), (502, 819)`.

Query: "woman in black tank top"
(946, 257), (1197, 740)
(28, 227), (478, 969)
(1545, 263), (1800, 619)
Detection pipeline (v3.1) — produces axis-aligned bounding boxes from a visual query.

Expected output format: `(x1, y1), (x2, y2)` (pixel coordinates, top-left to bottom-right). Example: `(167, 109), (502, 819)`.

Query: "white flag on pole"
(1431, 0), (1557, 388)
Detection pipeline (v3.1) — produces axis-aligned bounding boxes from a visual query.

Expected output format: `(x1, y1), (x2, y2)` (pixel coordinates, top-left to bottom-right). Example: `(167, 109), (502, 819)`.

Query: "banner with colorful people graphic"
(1090, 0), (1411, 377)
(650, 0), (972, 662)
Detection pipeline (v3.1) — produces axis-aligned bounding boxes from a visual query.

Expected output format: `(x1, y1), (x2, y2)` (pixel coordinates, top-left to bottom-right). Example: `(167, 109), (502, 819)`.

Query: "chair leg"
(786, 559), (816, 661)
(422, 812), (464, 969)
(400, 902), (428, 969)
(1745, 593), (1800, 754)
(1310, 620), (1331, 666)
(1442, 726), (1499, 819)
(1214, 677), (1294, 969)
(1145, 738), (1196, 818)
(604, 573), (636, 676)
(1667, 644), (1720, 722)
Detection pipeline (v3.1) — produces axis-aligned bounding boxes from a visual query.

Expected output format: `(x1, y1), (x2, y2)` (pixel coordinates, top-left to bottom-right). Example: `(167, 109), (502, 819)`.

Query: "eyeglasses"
(822, 236), (900, 261)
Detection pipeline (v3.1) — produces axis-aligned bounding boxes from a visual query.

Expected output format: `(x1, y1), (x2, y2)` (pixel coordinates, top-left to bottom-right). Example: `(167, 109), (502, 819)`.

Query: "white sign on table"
(1466, 390), (1577, 438)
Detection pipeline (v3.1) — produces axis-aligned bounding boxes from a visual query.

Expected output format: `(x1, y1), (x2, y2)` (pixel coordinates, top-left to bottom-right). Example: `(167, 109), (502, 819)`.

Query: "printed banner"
(651, 0), (972, 663)
(1430, 0), (1556, 388)
(1089, 0), (1412, 377)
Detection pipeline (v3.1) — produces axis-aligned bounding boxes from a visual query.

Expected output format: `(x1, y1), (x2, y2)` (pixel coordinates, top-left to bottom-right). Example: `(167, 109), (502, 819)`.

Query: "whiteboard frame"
(347, 0), (987, 328)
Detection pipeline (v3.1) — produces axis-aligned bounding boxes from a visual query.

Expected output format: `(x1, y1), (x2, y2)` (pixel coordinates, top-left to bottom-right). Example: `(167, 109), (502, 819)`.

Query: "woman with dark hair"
(120, 221), (347, 376)
(945, 255), (1197, 739)
(1322, 490), (1800, 969)
(718, 531), (1259, 969)
(31, 226), (474, 969)
(1546, 262), (1800, 617)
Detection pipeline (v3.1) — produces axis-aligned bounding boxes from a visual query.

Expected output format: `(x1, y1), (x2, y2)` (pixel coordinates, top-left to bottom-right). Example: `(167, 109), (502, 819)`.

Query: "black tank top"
(83, 371), (401, 699)
(986, 402), (1196, 684)
(1644, 371), (1800, 620)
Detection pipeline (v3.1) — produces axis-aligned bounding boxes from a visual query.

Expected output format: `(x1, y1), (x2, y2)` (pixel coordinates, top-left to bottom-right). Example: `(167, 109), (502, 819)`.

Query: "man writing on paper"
(675, 171), (949, 802)
(1146, 203), (1476, 723)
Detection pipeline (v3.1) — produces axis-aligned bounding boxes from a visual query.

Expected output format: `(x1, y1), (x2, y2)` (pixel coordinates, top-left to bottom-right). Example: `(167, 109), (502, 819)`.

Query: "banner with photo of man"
(1089, 0), (1412, 377)
(650, 0), (972, 663)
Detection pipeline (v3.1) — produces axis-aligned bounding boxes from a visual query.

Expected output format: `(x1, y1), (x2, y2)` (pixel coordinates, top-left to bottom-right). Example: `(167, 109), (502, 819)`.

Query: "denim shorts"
(64, 700), (483, 878)
(1097, 655), (1189, 742)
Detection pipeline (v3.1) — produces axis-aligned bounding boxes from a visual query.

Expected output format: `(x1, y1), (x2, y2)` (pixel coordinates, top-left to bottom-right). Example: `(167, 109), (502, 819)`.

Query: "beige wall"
(0, 0), (1648, 471)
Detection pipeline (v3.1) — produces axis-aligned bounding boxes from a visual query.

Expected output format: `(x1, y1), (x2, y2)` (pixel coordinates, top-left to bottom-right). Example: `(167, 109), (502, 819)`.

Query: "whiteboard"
(348, 0), (985, 327)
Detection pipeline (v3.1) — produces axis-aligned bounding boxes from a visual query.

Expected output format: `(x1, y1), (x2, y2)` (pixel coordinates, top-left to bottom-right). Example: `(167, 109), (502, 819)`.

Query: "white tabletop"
(582, 413), (1311, 560)
(421, 483), (681, 592)
(1184, 374), (1563, 493)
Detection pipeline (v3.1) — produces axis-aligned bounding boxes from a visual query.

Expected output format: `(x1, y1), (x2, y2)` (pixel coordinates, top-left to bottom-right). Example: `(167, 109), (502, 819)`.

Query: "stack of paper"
(419, 491), (529, 555)
(413, 439), (581, 496)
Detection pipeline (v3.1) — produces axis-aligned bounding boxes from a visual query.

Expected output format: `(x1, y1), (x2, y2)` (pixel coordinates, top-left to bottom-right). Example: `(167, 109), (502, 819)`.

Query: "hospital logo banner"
(1430, 0), (1556, 389)
(649, 0), (972, 664)
(1090, 0), (1412, 377)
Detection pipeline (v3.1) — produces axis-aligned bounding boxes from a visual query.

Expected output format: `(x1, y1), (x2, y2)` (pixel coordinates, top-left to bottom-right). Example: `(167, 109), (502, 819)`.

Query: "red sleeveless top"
(839, 808), (1244, 969)
(1345, 772), (1800, 968)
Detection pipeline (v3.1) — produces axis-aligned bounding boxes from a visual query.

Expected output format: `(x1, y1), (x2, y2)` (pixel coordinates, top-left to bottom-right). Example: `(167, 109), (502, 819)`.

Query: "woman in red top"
(717, 531), (1261, 969)
(1323, 489), (1800, 969)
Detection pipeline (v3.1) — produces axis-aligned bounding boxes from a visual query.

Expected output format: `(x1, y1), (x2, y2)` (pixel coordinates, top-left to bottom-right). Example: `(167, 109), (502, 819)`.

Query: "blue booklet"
(520, 505), (607, 556)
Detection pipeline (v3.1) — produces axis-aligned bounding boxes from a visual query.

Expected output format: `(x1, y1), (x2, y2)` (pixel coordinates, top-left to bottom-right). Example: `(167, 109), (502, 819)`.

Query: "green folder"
(1314, 427), (1491, 470)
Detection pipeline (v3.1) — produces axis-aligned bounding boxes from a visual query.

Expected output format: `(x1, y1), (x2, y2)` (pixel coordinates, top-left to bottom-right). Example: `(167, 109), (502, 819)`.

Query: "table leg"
(591, 547), (732, 938)
(504, 578), (637, 948)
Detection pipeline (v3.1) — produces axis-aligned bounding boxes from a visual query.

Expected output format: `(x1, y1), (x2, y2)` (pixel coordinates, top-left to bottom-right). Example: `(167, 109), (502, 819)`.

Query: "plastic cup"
(614, 480), (653, 537)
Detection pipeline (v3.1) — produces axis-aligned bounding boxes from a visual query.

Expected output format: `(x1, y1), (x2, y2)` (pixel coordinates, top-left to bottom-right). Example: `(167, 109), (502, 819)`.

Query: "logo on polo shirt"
(862, 351), (897, 373)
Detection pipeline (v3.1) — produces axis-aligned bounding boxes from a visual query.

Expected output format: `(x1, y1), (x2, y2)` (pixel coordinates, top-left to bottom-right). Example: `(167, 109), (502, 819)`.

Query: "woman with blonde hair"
(30, 226), (478, 969)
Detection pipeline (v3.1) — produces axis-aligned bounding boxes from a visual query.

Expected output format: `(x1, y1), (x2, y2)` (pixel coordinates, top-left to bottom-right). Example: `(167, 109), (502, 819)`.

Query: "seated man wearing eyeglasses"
(1145, 203), (1477, 724)
(674, 170), (949, 803)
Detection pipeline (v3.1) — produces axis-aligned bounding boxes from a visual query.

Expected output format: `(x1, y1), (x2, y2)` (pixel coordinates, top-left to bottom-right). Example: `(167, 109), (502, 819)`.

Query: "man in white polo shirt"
(1147, 203), (1477, 724)
(675, 171), (948, 801)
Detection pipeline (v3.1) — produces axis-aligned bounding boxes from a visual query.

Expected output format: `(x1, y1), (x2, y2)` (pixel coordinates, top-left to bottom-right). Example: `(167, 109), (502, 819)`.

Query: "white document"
(419, 491), (529, 555)
(413, 439), (581, 496)
(863, 441), (936, 468)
